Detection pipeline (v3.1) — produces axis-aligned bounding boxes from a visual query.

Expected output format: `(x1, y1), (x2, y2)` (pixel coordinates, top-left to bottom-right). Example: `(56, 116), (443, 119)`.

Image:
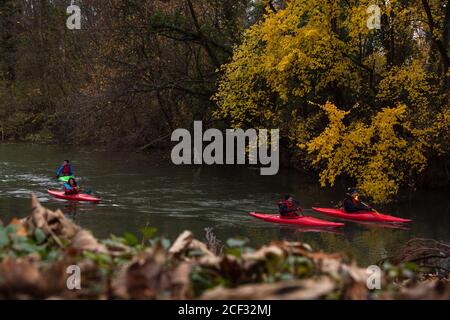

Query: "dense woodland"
(0, 0), (449, 202)
(0, 0), (258, 144)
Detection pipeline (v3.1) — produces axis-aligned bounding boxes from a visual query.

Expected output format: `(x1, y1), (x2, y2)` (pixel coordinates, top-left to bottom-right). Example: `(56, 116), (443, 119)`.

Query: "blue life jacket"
(63, 182), (74, 191)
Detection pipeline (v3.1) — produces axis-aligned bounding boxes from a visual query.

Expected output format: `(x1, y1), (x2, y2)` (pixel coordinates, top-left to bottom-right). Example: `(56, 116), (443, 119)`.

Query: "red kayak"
(312, 207), (411, 223)
(48, 190), (101, 203)
(249, 212), (344, 227)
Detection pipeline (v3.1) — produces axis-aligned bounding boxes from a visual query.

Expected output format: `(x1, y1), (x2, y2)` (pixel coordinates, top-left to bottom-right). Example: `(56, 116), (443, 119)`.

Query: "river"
(0, 143), (449, 265)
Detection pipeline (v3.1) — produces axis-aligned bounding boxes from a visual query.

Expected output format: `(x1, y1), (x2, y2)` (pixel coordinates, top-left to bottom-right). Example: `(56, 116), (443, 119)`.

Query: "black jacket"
(278, 200), (300, 217)
(343, 195), (369, 213)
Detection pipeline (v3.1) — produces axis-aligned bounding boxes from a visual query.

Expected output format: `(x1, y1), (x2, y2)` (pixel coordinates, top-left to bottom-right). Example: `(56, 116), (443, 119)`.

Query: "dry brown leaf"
(198, 255), (222, 268)
(70, 230), (108, 253)
(0, 258), (44, 298)
(242, 245), (284, 261)
(168, 230), (194, 257)
(397, 280), (450, 300)
(170, 262), (192, 299)
(188, 239), (215, 258)
(339, 263), (372, 300)
(317, 257), (342, 275)
(201, 277), (336, 300)
(24, 194), (79, 239)
(111, 252), (167, 299)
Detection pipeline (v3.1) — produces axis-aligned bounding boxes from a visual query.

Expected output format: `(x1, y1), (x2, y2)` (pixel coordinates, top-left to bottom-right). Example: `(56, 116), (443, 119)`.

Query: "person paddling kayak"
(56, 160), (74, 179)
(64, 178), (80, 195)
(343, 188), (374, 213)
(278, 194), (304, 218)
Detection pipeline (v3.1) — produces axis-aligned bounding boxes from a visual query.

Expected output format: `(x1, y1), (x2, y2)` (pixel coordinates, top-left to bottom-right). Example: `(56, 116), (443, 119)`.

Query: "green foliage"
(226, 237), (249, 248)
(225, 237), (255, 257)
(123, 232), (139, 247)
(0, 224), (60, 262)
(0, 228), (9, 248)
(264, 255), (315, 283)
(34, 229), (46, 245)
(381, 261), (421, 285)
(140, 227), (158, 245)
(190, 265), (227, 296)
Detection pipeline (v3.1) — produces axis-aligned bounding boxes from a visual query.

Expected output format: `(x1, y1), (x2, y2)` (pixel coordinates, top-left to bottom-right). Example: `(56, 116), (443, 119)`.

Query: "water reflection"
(63, 202), (79, 221)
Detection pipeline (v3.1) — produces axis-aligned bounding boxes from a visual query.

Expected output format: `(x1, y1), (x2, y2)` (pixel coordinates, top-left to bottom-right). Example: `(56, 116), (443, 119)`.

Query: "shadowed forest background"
(0, 0), (449, 203)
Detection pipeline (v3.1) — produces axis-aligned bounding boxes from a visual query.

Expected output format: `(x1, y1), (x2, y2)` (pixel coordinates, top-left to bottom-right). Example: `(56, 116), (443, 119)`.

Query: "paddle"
(360, 200), (380, 215)
(293, 199), (304, 216)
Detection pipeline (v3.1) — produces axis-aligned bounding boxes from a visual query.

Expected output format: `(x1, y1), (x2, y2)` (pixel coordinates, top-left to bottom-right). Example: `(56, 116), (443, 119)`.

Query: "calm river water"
(0, 143), (449, 265)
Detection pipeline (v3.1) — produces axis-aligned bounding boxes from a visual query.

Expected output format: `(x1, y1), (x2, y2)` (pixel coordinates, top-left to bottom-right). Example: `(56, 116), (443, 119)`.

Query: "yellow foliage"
(213, 0), (359, 128)
(214, 0), (450, 203)
(307, 103), (428, 203)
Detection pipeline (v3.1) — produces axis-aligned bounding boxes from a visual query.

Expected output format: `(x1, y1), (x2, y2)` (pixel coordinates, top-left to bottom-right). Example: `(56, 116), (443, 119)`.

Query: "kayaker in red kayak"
(278, 195), (304, 218)
(64, 178), (80, 195)
(343, 188), (374, 213)
(56, 160), (74, 179)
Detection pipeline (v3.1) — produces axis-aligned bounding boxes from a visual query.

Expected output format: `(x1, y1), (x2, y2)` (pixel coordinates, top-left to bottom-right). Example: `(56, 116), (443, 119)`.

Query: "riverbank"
(0, 196), (448, 300)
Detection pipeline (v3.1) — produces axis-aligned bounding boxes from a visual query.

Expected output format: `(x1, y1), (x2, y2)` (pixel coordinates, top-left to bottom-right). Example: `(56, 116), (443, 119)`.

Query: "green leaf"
(102, 239), (125, 247)
(279, 273), (294, 281)
(0, 228), (9, 248)
(140, 227), (157, 239)
(34, 228), (46, 244)
(225, 247), (242, 257)
(123, 232), (139, 246)
(45, 250), (59, 261)
(161, 238), (171, 250)
(187, 249), (206, 257)
(403, 262), (419, 272)
(110, 234), (126, 245)
(83, 251), (98, 260)
(5, 224), (18, 235)
(12, 242), (38, 254)
(96, 253), (113, 265)
(242, 246), (255, 254)
(11, 234), (27, 244)
(226, 238), (249, 248)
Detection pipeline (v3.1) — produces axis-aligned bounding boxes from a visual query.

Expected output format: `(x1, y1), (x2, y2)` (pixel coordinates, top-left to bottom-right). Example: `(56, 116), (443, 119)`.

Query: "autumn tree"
(56, 0), (254, 146)
(0, 0), (257, 145)
(215, 0), (450, 202)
